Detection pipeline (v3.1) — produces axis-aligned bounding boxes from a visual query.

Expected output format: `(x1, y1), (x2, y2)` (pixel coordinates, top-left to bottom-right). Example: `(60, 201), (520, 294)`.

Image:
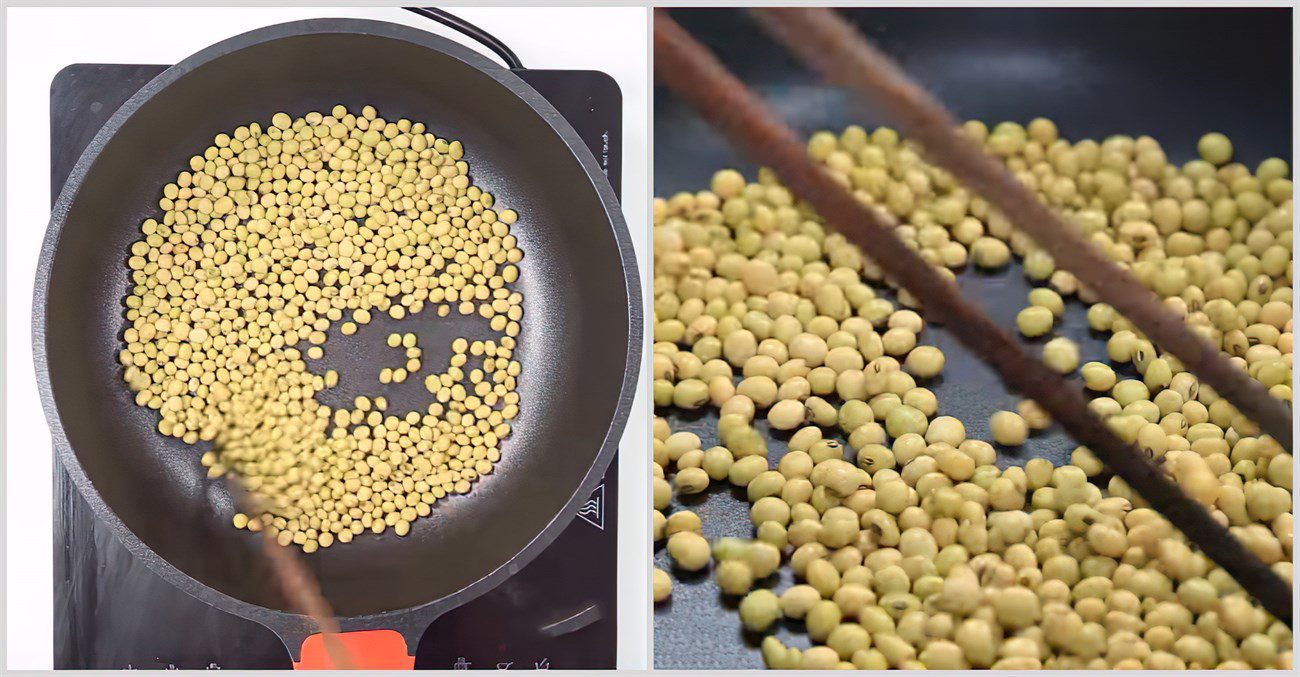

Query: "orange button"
(295, 629), (414, 670)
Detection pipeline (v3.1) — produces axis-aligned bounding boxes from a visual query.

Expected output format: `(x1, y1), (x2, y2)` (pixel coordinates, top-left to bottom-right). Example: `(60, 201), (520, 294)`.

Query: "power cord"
(403, 7), (524, 70)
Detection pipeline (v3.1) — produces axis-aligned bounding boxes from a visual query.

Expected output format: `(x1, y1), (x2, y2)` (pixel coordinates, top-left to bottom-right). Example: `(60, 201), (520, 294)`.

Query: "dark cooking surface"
(52, 63), (622, 669)
(652, 7), (1291, 669)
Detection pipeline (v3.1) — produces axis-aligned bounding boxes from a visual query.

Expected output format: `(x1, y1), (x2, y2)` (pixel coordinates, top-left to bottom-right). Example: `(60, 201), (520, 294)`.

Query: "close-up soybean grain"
(651, 8), (1292, 671)
(120, 105), (524, 551)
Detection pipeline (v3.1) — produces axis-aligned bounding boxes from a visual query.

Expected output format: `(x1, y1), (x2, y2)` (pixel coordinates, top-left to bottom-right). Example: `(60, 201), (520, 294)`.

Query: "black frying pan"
(34, 17), (640, 667)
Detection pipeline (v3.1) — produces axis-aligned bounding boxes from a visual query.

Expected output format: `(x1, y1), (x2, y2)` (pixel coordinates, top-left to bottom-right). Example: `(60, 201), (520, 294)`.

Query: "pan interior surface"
(44, 30), (630, 618)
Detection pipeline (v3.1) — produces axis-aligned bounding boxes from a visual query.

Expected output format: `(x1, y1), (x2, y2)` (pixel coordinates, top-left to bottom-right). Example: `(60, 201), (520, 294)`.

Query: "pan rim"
(33, 16), (642, 650)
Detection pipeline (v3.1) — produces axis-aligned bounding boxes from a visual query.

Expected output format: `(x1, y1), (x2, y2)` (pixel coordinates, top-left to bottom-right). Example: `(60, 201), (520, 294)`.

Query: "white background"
(3, 5), (651, 670)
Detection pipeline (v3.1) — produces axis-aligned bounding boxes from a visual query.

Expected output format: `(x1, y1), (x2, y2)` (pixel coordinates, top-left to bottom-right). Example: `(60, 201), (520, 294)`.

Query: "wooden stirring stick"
(226, 478), (356, 669)
(751, 7), (1292, 453)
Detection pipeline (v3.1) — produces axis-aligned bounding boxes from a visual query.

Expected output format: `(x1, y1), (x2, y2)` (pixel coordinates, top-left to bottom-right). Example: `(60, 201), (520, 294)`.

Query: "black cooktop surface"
(51, 62), (622, 670)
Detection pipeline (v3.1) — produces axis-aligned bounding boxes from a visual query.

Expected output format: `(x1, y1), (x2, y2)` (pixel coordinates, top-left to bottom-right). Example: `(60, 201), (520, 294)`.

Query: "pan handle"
(293, 629), (415, 670)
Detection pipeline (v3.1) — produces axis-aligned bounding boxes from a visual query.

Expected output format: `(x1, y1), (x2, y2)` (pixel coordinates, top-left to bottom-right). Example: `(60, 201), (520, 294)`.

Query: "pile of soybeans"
(651, 121), (1292, 669)
(119, 105), (524, 551)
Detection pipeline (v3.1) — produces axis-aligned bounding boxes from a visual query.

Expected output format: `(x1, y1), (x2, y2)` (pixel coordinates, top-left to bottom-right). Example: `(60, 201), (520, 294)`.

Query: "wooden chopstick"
(653, 8), (1292, 626)
(750, 7), (1292, 453)
(227, 479), (356, 669)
